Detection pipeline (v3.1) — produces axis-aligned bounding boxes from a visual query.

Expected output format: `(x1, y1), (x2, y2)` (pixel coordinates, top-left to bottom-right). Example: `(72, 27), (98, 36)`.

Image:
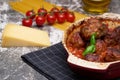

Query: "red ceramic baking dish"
(63, 13), (120, 80)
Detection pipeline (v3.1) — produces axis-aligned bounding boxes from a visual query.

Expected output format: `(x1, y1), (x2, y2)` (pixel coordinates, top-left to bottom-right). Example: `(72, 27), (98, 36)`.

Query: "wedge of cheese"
(1, 24), (51, 47)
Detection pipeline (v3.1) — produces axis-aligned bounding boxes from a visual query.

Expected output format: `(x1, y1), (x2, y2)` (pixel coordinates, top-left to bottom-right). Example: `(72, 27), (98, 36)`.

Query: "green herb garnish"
(83, 33), (96, 56)
(90, 33), (96, 45)
(83, 45), (96, 56)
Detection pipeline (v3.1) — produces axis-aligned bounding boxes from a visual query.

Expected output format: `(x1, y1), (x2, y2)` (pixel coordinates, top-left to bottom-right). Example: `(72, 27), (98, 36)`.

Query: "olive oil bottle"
(82, 0), (111, 14)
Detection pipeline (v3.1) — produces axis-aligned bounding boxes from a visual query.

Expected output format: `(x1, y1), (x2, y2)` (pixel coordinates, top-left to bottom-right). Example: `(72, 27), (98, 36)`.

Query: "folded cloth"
(21, 42), (89, 80)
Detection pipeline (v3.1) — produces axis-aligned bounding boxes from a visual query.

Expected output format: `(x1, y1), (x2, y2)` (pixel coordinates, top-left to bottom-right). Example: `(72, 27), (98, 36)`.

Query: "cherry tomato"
(26, 10), (36, 19)
(35, 15), (46, 26)
(57, 12), (66, 23)
(51, 7), (59, 17)
(66, 12), (75, 23)
(61, 7), (69, 17)
(22, 18), (33, 27)
(38, 8), (47, 17)
(47, 12), (56, 25)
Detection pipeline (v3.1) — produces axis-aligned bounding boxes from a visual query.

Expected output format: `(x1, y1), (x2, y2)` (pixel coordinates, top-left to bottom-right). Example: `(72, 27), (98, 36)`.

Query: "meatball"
(67, 32), (85, 48)
(85, 54), (101, 62)
(105, 48), (120, 62)
(104, 31), (117, 47)
(104, 26), (120, 47)
(80, 18), (108, 40)
(95, 39), (107, 55)
(114, 26), (120, 44)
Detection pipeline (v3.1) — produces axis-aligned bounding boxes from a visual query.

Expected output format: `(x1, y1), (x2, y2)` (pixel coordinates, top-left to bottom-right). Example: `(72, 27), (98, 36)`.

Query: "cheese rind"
(1, 24), (51, 47)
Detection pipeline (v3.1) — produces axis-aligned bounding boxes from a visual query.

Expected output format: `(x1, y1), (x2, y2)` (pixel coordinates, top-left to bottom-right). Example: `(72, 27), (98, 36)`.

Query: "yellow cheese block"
(1, 24), (51, 47)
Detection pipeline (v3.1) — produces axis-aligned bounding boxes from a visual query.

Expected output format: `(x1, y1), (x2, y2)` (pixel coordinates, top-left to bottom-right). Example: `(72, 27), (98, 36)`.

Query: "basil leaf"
(83, 33), (96, 56)
(83, 45), (96, 56)
(90, 33), (96, 45)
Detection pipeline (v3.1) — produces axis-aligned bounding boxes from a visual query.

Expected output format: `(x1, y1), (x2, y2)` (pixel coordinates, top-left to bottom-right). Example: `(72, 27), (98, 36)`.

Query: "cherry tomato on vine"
(35, 15), (46, 26)
(57, 12), (66, 23)
(66, 12), (75, 23)
(22, 18), (33, 27)
(51, 7), (59, 17)
(47, 12), (56, 25)
(38, 8), (47, 17)
(26, 10), (36, 19)
(60, 7), (69, 17)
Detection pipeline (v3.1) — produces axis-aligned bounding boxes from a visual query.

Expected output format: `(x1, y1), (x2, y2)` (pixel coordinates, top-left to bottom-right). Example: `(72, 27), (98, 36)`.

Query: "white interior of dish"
(63, 13), (120, 70)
